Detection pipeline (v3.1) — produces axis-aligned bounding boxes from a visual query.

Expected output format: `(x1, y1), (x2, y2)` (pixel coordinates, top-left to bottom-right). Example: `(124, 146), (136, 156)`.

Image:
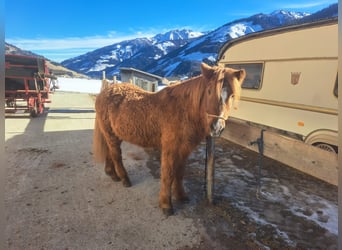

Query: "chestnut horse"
(93, 63), (246, 216)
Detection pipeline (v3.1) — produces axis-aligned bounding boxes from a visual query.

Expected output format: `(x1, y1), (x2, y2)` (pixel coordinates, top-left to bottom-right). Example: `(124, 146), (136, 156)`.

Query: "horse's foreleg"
(172, 163), (189, 202)
(160, 148), (184, 216)
(159, 161), (174, 216)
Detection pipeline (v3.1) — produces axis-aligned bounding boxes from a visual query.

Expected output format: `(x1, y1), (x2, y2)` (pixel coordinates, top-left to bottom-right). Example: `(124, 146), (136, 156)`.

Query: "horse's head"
(201, 63), (246, 137)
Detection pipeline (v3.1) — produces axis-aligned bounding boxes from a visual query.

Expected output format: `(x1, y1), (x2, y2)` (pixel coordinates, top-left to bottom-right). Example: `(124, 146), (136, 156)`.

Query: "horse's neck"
(167, 76), (206, 118)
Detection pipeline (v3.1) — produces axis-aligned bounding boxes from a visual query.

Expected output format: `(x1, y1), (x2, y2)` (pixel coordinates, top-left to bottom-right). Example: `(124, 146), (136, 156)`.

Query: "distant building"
(120, 67), (168, 92)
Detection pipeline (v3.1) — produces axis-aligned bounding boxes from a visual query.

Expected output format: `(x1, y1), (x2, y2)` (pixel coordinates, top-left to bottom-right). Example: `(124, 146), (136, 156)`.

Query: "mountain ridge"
(61, 29), (205, 78)
(146, 4), (337, 77)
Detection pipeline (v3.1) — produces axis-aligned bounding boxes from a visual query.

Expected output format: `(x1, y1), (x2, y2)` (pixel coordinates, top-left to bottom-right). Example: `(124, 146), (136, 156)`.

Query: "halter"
(206, 94), (235, 121)
(206, 113), (228, 121)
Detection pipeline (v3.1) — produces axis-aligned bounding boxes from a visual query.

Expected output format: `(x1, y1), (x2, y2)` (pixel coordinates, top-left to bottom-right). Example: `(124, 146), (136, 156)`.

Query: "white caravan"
(217, 18), (338, 185)
(218, 18), (338, 153)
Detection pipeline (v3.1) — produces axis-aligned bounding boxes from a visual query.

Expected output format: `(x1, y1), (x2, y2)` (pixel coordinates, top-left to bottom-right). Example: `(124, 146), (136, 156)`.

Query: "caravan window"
(225, 63), (263, 89)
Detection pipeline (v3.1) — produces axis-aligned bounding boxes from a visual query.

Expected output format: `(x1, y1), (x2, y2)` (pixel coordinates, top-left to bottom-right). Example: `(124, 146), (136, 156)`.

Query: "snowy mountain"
(143, 10), (310, 77)
(61, 4), (337, 78)
(146, 4), (337, 77)
(61, 29), (205, 78)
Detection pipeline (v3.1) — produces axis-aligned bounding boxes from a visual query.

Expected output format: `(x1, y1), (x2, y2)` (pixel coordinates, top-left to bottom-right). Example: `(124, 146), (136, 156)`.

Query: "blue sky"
(5, 0), (337, 62)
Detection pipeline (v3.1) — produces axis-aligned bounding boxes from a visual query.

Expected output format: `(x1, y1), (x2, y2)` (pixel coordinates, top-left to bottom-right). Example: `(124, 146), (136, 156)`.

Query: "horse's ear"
(201, 63), (214, 79)
(234, 69), (246, 84)
(231, 69), (246, 110)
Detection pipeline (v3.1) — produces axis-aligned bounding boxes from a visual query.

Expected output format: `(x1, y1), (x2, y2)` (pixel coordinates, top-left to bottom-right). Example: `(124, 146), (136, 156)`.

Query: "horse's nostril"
(210, 119), (226, 137)
(219, 126), (225, 135)
(211, 120), (219, 130)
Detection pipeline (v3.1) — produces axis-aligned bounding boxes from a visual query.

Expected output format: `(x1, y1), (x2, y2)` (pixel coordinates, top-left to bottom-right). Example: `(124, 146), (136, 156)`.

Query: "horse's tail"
(93, 115), (108, 163)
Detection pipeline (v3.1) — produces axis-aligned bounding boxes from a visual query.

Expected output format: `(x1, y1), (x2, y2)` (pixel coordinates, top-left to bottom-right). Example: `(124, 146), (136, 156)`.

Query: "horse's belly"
(113, 121), (161, 148)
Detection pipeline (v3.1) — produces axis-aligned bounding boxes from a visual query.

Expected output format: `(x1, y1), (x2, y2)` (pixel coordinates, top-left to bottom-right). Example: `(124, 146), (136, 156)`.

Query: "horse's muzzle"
(210, 118), (226, 137)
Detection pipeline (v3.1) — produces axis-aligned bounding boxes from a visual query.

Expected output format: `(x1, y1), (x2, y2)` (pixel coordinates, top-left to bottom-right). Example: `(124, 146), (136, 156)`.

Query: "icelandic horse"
(93, 63), (246, 216)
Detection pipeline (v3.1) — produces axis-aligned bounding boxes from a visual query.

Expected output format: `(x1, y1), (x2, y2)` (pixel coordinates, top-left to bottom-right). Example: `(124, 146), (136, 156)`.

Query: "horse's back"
(95, 83), (161, 147)
(96, 83), (145, 105)
(95, 83), (148, 117)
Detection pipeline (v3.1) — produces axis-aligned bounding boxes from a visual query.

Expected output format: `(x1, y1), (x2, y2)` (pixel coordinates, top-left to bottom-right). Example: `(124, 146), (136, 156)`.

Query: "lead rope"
(249, 129), (265, 200)
(204, 139), (208, 196)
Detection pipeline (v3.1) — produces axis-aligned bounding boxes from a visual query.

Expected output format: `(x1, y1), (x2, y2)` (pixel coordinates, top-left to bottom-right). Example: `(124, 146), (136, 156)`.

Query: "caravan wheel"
(313, 143), (338, 154)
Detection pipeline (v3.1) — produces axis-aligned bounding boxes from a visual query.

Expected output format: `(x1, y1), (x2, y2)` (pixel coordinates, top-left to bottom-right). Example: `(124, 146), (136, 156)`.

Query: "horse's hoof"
(122, 178), (132, 187)
(162, 207), (174, 217)
(105, 170), (120, 182)
(111, 176), (121, 182)
(177, 196), (190, 203)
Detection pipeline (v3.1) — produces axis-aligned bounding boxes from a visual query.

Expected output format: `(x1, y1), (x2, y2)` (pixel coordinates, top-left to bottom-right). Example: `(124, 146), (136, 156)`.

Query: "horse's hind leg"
(102, 125), (132, 187)
(104, 155), (120, 182)
(110, 141), (132, 187)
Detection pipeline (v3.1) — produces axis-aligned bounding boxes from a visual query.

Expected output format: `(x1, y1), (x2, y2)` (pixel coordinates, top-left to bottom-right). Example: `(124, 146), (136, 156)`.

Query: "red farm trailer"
(5, 54), (54, 117)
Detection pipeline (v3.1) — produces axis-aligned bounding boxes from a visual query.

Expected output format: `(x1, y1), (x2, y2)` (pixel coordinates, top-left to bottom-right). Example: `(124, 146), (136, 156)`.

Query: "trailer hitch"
(249, 129), (265, 200)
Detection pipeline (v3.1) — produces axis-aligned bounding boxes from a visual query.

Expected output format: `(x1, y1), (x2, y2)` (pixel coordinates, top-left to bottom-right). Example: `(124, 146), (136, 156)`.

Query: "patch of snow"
(289, 191), (338, 235)
(259, 177), (338, 235)
(234, 202), (296, 247)
(56, 77), (166, 94)
(56, 77), (102, 94)
(156, 41), (175, 54)
(228, 22), (263, 39)
(206, 56), (216, 62)
(232, 154), (243, 161)
(188, 31), (204, 38)
(216, 160), (337, 237)
(87, 60), (114, 72)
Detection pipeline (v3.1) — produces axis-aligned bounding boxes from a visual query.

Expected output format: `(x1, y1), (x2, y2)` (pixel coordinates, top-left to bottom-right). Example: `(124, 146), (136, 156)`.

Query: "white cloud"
(6, 25), (201, 62)
(7, 30), (159, 49)
(5, 31), (158, 62)
(6, 25), (200, 62)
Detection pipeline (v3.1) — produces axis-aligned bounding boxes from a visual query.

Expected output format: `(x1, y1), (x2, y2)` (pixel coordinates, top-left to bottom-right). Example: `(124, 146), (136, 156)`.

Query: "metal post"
(250, 129), (265, 199)
(206, 136), (215, 204)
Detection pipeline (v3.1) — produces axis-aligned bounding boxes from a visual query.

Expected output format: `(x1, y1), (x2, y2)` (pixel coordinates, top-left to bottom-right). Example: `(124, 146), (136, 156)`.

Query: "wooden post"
(113, 76), (117, 83)
(102, 71), (106, 80)
(206, 136), (215, 204)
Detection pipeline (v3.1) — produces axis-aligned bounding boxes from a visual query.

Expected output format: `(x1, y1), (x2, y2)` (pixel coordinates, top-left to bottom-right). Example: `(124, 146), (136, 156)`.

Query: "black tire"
(30, 108), (38, 117)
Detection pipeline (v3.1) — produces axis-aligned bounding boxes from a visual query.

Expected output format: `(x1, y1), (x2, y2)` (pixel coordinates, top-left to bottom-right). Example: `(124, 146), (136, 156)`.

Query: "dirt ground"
(5, 92), (338, 250)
